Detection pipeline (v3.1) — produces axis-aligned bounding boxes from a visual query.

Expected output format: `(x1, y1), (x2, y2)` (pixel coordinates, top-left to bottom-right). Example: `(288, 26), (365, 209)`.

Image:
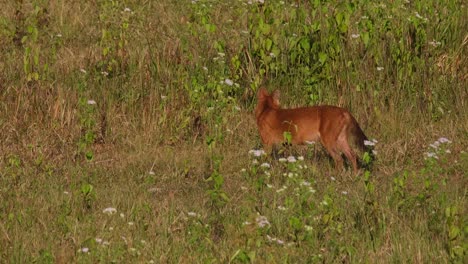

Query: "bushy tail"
(350, 117), (375, 169)
(352, 118), (369, 152)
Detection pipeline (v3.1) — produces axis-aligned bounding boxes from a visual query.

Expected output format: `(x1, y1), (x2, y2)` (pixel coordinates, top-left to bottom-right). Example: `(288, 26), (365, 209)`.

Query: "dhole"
(255, 88), (369, 173)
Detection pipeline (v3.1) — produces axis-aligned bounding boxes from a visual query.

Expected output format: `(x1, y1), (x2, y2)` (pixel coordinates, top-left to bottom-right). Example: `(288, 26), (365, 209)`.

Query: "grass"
(0, 0), (467, 263)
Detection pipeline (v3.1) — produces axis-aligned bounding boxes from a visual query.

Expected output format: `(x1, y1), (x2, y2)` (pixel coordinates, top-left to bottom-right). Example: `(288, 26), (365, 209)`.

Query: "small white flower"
(429, 40), (441, 47)
(160, 95), (167, 100)
(241, 168), (246, 173)
(103, 207), (117, 215)
(218, 52), (225, 57)
(87, 100), (96, 105)
(95, 238), (103, 244)
(269, 52), (276, 58)
(56, 33), (62, 38)
(351, 34), (360, 39)
(224, 78), (234, 86)
(120, 213), (125, 218)
(301, 181), (311, 186)
(305, 225), (313, 231)
(377, 67), (384, 71)
(124, 7), (131, 12)
(249, 149), (266, 157)
(276, 239), (285, 245)
(429, 143), (439, 149)
(81, 247), (89, 253)
(437, 137), (451, 144)
(266, 184), (273, 188)
(364, 140), (376, 146)
(287, 156), (297, 163)
(330, 177), (336, 181)
(277, 206), (286, 211)
(278, 157), (287, 162)
(202, 66), (208, 71)
(241, 186), (248, 190)
(101, 71), (109, 76)
(445, 149), (451, 154)
(148, 170), (155, 175)
(341, 191), (348, 195)
(276, 186), (287, 193)
(256, 215), (270, 228)
(297, 156), (304, 161)
(309, 187), (316, 193)
(234, 105), (241, 111)
(260, 162), (271, 168)
(187, 211), (198, 217)
(128, 222), (134, 226)
(109, 227), (114, 231)
(242, 221), (251, 225)
(425, 152), (439, 159)
(80, 69), (87, 74)
(252, 159), (259, 165)
(63, 191), (69, 195)
(287, 172), (294, 178)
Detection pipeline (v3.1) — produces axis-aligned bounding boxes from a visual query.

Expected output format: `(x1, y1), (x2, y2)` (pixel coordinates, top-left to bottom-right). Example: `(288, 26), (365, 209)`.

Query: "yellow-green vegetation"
(0, 0), (467, 263)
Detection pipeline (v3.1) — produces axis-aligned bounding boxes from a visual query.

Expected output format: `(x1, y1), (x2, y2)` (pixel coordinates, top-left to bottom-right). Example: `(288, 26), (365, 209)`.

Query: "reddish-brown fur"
(255, 88), (369, 173)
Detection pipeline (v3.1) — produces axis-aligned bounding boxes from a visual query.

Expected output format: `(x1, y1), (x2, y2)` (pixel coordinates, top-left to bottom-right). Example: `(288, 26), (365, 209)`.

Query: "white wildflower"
(298, 156), (304, 161)
(224, 78), (234, 86)
(287, 156), (297, 163)
(256, 215), (270, 228)
(364, 140), (376, 146)
(351, 34), (360, 39)
(301, 180), (311, 186)
(87, 100), (96, 105)
(437, 137), (451, 144)
(278, 157), (287, 162)
(187, 211), (198, 217)
(81, 247), (89, 253)
(377, 67), (384, 71)
(103, 207), (117, 215)
(330, 177), (336, 181)
(249, 149), (266, 157)
(260, 162), (271, 168)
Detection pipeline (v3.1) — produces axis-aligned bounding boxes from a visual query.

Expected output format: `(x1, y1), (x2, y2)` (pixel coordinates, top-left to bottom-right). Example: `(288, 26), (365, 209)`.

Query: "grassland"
(0, 0), (467, 263)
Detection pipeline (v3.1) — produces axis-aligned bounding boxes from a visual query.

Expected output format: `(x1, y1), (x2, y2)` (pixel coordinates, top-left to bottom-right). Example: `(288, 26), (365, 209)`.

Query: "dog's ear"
(257, 87), (269, 99)
(272, 89), (281, 106)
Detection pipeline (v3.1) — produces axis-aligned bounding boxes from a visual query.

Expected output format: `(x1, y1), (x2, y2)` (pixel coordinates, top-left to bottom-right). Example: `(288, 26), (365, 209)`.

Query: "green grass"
(0, 0), (467, 263)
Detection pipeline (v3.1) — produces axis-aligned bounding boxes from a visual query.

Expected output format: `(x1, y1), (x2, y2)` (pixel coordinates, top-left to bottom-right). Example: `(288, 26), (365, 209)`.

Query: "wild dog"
(255, 88), (370, 173)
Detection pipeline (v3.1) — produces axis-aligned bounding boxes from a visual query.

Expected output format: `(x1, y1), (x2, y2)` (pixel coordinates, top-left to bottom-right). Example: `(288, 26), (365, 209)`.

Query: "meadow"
(0, 0), (466, 263)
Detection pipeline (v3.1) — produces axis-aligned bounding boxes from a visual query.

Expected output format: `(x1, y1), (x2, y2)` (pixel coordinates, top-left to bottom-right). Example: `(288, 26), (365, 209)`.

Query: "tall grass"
(0, 0), (466, 263)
